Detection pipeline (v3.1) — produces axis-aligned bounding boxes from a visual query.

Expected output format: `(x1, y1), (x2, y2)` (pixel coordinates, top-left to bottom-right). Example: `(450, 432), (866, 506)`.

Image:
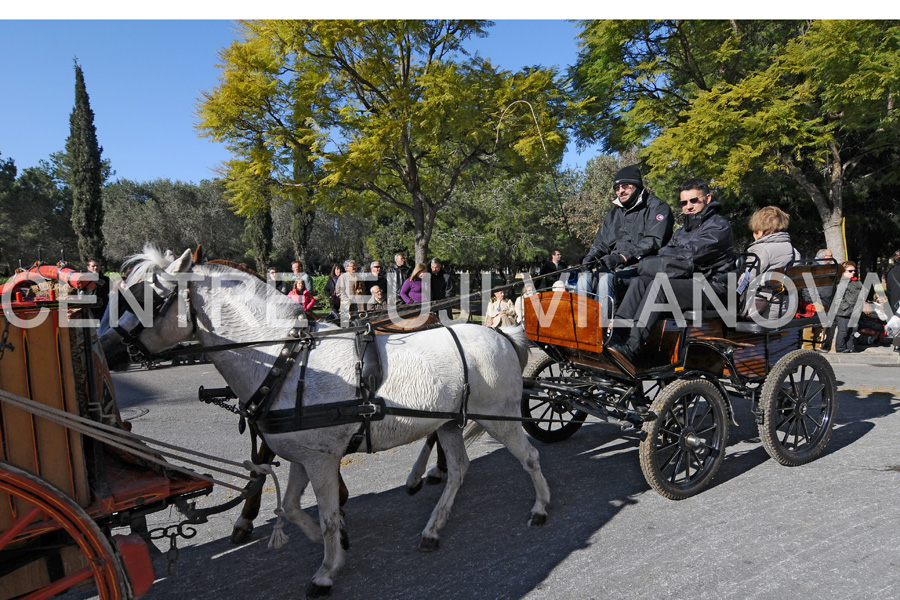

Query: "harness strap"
(445, 326), (470, 426)
(240, 339), (303, 422)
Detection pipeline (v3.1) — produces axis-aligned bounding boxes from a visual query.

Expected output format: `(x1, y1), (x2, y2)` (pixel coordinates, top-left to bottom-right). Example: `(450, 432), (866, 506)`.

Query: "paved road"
(105, 350), (900, 600)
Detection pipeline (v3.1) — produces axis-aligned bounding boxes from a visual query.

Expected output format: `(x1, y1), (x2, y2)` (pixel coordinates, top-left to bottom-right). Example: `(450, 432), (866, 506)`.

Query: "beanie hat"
(613, 165), (643, 188)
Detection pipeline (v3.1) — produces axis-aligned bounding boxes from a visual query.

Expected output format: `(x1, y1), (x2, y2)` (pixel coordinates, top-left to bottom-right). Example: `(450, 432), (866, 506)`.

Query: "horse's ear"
(192, 244), (204, 264)
(167, 249), (194, 274)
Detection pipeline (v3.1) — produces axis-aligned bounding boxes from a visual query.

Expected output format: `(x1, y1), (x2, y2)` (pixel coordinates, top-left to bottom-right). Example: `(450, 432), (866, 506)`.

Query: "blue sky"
(0, 20), (599, 184)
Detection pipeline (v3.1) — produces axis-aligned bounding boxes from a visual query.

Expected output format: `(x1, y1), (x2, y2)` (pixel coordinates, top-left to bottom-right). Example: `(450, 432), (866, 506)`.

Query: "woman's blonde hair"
(409, 263), (428, 281)
(748, 206), (790, 236)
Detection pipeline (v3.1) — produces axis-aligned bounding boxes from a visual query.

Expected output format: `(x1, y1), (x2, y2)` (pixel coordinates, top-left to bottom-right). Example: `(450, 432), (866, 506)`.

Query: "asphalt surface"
(100, 345), (900, 600)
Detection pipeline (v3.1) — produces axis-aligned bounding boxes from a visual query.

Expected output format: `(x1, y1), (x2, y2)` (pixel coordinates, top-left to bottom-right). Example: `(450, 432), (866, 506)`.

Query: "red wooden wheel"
(0, 460), (132, 600)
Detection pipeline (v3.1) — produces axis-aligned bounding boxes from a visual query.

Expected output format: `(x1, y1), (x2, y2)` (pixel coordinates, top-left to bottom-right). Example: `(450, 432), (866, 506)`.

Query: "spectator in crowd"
(885, 249), (900, 346)
(428, 258), (454, 300)
(362, 260), (388, 295)
(367, 285), (387, 311)
(514, 282), (537, 324)
(606, 177), (734, 368)
(279, 261), (313, 295)
(85, 259), (110, 316)
(288, 278), (317, 312)
(885, 249), (900, 317)
(386, 252), (411, 299)
(834, 261), (863, 353)
(429, 258), (455, 319)
(485, 289), (516, 328)
(400, 263), (428, 304)
(538, 250), (567, 289)
(267, 267), (283, 293)
(336, 260), (363, 314)
(323, 263), (343, 318)
(577, 165), (674, 326)
(810, 248), (837, 351)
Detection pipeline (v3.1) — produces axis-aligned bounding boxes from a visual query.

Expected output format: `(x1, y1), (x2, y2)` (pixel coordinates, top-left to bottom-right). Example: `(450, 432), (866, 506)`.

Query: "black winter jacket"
(658, 201), (734, 276)
(584, 189), (674, 265)
(886, 264), (900, 314)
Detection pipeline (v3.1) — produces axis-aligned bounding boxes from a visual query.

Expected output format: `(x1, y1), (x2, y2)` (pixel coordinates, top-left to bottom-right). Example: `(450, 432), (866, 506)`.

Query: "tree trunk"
(290, 201), (316, 267)
(822, 210), (845, 264)
(783, 155), (847, 263)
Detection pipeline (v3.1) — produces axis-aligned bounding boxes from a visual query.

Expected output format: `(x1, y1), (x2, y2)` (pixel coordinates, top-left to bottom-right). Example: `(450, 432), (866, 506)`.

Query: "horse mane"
(122, 245), (264, 285)
(207, 259), (263, 281)
(122, 244), (177, 285)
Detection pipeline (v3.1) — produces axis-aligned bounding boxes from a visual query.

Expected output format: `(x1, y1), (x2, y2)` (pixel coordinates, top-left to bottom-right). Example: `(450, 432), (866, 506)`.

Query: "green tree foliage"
(198, 20), (572, 264)
(0, 155), (79, 272)
(0, 154), (16, 271)
(542, 149), (653, 253)
(270, 201), (371, 273)
(102, 179), (245, 265)
(573, 20), (900, 263)
(65, 61), (106, 263)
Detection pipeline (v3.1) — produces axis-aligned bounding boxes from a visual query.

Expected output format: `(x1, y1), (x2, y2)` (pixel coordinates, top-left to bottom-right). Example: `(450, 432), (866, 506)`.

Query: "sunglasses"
(613, 183), (635, 192)
(846, 269), (856, 273)
(679, 196), (705, 206)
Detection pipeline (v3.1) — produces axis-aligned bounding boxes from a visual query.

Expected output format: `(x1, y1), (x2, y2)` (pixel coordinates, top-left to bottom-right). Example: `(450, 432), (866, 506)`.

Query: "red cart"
(1, 266), (214, 599)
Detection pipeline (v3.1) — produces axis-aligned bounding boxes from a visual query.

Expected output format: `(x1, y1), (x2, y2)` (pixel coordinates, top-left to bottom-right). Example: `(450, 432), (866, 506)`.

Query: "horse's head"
(99, 248), (196, 368)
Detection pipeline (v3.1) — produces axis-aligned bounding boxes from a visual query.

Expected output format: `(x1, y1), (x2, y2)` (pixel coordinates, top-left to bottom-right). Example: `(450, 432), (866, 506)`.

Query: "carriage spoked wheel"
(521, 356), (589, 443)
(639, 378), (729, 500)
(758, 349), (838, 466)
(0, 460), (132, 600)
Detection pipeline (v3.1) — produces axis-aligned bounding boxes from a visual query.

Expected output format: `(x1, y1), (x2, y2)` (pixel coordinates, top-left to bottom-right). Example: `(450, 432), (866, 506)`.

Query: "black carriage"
(520, 258), (839, 499)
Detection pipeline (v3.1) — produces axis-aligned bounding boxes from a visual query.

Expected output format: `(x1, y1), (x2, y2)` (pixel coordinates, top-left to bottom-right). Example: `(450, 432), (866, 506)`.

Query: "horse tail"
(463, 422), (486, 446)
(498, 324), (530, 372)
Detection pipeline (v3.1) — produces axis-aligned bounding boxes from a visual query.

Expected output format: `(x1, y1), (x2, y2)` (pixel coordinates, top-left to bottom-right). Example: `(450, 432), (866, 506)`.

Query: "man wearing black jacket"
(577, 165), (674, 316)
(386, 253), (411, 300)
(607, 178), (734, 368)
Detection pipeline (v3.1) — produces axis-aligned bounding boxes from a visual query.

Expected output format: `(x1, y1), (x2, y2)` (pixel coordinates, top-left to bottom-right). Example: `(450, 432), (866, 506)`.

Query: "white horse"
(120, 248), (550, 597)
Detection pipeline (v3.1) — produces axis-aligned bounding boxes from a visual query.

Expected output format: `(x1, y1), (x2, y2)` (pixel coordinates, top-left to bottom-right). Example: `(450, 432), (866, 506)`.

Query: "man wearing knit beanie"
(576, 165), (674, 325)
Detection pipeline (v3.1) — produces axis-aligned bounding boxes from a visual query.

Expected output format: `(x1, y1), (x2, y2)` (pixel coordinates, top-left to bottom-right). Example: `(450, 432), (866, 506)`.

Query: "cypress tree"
(66, 61), (105, 263)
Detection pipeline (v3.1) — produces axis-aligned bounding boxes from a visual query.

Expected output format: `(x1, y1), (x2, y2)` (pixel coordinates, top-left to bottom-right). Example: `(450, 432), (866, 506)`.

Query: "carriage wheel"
(521, 356), (588, 443)
(639, 379), (729, 500)
(758, 349), (837, 466)
(0, 460), (132, 600)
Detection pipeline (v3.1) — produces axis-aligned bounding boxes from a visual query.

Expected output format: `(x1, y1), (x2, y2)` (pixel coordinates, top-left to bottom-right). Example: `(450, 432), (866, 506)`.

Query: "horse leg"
(305, 455), (346, 598)
(281, 462), (350, 552)
(405, 431), (439, 495)
(338, 471), (350, 550)
(418, 426), (469, 552)
(281, 461), (324, 543)
(426, 438), (448, 485)
(478, 420), (551, 527)
(231, 440), (277, 544)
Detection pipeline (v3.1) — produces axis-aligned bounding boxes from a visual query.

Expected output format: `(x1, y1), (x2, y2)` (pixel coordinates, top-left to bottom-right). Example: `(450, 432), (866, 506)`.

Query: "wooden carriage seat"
(682, 257), (839, 334)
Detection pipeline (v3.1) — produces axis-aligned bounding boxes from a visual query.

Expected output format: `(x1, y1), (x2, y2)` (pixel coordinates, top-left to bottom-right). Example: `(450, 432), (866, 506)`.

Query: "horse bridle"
(113, 275), (195, 363)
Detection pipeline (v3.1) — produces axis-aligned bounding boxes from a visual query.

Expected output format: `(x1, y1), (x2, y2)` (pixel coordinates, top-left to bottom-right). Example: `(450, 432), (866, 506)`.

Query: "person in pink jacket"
(288, 278), (317, 312)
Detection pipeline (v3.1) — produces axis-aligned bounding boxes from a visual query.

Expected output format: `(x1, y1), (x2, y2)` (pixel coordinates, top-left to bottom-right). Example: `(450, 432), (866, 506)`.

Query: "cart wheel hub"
(797, 402), (808, 416)
(683, 433), (703, 449)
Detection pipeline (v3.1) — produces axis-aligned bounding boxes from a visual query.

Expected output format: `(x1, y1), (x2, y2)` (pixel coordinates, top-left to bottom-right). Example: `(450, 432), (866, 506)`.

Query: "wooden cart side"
(1, 309), (91, 535)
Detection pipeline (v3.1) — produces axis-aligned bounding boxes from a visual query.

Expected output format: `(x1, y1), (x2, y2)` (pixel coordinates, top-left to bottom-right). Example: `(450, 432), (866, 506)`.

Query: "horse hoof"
(527, 513), (547, 528)
(406, 481), (423, 496)
(306, 581), (332, 598)
(340, 529), (350, 550)
(230, 526), (253, 545)
(425, 474), (443, 485)
(418, 536), (440, 552)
